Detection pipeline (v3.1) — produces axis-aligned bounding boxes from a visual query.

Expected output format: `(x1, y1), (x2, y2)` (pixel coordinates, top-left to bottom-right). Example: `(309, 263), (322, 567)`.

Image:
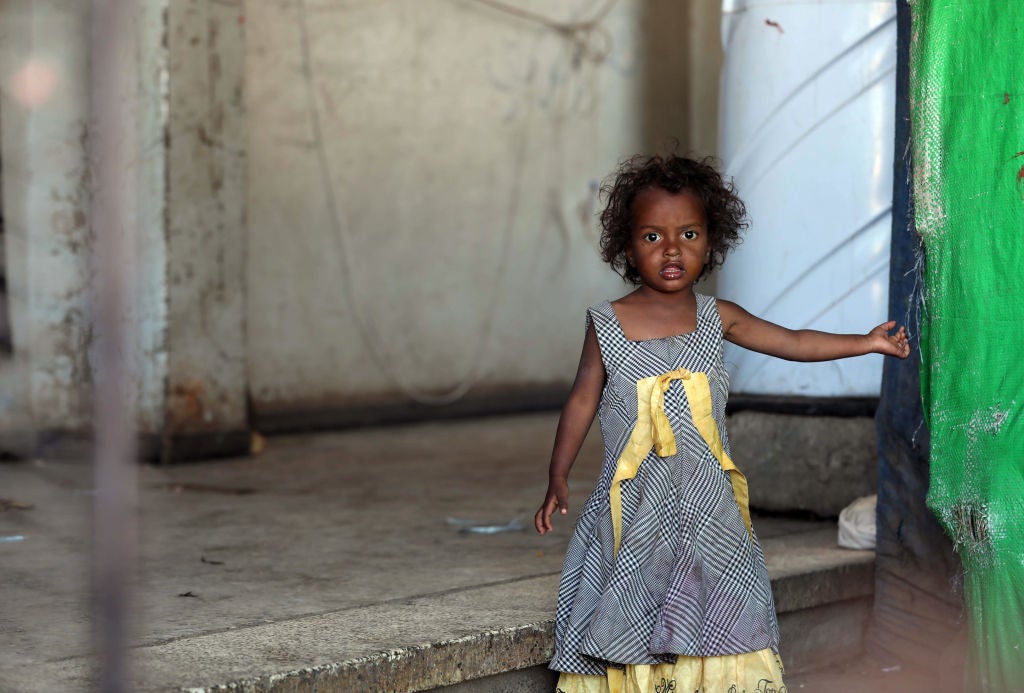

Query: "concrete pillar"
(159, 0), (248, 460)
(0, 1), (93, 450)
(0, 0), (248, 461)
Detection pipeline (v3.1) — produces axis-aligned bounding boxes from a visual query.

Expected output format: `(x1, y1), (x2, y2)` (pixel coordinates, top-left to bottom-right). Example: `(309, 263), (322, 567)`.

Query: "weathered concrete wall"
(686, 1), (723, 158)
(244, 0), (719, 416)
(131, 0), (173, 438)
(0, 0), (247, 458)
(2, 1), (725, 446)
(728, 411), (878, 516)
(0, 1), (93, 437)
(1, 2), (170, 446)
(0, 3), (34, 442)
(163, 0), (247, 447)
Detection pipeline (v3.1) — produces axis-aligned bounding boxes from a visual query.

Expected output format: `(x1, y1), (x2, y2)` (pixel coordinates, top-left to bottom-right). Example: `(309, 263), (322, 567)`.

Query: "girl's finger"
(545, 498), (558, 529)
(536, 502), (553, 533)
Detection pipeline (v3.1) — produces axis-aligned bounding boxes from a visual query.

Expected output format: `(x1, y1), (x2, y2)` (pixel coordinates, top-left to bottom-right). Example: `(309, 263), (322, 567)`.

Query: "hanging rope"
(464, 0), (618, 64)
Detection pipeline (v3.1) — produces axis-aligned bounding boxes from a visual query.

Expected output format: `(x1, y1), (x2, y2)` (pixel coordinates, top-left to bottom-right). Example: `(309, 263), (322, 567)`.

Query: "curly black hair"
(598, 154), (748, 285)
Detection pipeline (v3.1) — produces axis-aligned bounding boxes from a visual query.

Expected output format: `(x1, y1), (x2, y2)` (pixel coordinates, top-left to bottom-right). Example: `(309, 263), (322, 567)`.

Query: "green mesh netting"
(911, 1), (1024, 690)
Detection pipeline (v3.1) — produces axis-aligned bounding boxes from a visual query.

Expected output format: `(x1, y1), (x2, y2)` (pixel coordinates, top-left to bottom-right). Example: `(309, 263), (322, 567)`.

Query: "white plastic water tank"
(717, 0), (896, 397)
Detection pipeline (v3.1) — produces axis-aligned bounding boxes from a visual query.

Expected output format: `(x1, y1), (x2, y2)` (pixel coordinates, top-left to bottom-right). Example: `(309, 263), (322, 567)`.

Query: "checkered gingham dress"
(549, 294), (780, 675)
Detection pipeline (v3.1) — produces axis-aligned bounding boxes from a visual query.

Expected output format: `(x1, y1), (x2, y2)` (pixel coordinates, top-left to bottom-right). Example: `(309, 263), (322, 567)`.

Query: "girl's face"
(625, 187), (710, 294)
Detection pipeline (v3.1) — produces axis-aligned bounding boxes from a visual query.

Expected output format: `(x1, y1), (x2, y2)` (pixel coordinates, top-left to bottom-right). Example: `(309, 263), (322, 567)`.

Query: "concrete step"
(437, 526), (875, 693)
(6, 526), (872, 692)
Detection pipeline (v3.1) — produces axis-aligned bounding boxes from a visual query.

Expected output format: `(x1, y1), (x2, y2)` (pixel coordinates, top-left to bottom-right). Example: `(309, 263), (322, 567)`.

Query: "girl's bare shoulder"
(714, 298), (746, 322)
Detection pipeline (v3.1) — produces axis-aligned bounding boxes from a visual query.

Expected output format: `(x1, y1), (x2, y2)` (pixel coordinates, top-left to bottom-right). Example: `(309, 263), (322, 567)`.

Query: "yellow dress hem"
(555, 648), (786, 693)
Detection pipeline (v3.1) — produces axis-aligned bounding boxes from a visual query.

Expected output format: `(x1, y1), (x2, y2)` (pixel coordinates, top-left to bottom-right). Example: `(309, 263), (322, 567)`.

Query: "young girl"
(535, 154), (909, 693)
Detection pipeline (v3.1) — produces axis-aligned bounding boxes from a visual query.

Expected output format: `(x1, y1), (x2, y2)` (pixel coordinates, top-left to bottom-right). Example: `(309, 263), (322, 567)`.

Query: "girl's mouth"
(660, 264), (684, 279)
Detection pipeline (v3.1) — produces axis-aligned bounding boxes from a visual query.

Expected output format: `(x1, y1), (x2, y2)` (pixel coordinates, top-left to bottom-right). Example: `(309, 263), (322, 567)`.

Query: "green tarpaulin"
(910, 1), (1024, 690)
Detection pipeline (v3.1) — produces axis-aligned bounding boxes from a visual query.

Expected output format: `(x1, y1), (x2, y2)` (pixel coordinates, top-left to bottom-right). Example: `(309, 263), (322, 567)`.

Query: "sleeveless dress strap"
(586, 301), (629, 375)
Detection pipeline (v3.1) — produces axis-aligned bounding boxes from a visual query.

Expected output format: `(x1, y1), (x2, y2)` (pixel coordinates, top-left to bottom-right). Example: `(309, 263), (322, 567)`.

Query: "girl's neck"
(628, 284), (699, 306)
(612, 285), (700, 341)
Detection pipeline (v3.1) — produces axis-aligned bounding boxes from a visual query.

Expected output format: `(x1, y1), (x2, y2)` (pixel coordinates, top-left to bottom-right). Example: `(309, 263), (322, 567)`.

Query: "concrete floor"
(791, 655), (944, 692)
(0, 412), (940, 691)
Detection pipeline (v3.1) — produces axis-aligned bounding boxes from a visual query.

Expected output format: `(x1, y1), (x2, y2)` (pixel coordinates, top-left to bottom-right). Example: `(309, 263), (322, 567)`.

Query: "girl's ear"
(626, 251), (635, 267)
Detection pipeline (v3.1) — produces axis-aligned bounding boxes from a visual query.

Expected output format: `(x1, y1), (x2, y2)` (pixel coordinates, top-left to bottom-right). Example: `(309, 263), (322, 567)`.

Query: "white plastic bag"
(838, 494), (877, 550)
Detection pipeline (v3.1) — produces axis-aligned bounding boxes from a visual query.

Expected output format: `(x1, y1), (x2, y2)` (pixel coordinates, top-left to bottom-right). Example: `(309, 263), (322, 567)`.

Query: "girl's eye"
(683, 230), (698, 240)
(644, 232), (661, 242)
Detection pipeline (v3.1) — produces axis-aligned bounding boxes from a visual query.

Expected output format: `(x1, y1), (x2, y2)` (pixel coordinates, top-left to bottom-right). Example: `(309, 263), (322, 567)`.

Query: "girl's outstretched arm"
(535, 321), (606, 535)
(718, 299), (910, 362)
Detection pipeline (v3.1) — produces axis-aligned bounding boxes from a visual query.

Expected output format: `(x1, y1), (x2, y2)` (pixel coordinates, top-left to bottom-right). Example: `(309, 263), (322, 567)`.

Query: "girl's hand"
(535, 476), (569, 535)
(868, 320), (910, 359)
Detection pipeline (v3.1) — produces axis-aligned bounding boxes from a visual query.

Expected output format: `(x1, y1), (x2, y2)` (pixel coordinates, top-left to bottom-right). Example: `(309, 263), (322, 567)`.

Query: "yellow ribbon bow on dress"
(610, 368), (752, 556)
